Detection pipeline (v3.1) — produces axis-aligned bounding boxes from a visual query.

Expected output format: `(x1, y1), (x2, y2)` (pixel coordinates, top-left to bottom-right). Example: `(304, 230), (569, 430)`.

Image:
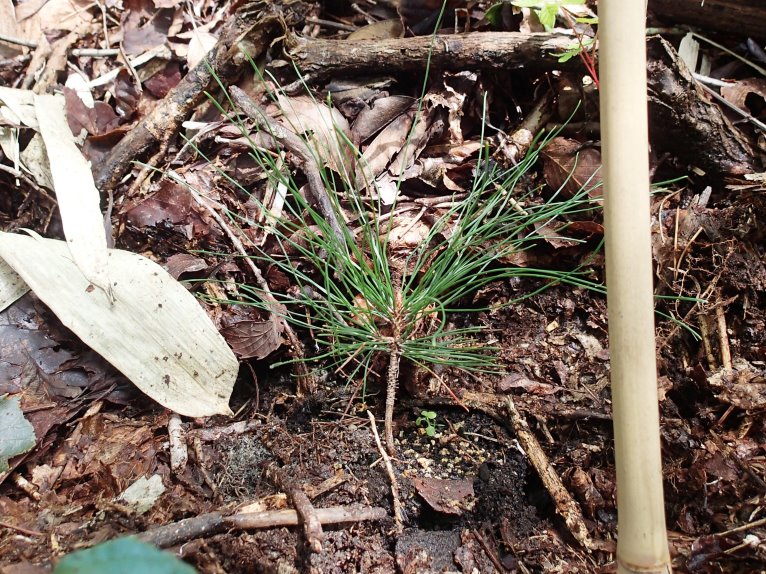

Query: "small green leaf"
(575, 16), (598, 24)
(484, 3), (505, 25)
(426, 426), (435, 437)
(538, 3), (559, 31)
(0, 396), (36, 472)
(54, 538), (197, 574)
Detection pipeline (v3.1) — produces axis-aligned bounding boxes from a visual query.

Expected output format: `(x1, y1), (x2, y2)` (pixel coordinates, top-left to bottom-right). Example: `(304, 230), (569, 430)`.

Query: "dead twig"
(303, 471), (349, 499)
(367, 410), (404, 533)
(178, 171), (316, 393)
(94, 3), (297, 192)
(0, 520), (43, 537)
(227, 505), (386, 530)
(715, 298), (732, 371)
(137, 504), (386, 548)
(471, 528), (507, 573)
(698, 313), (717, 370)
(266, 463), (324, 553)
(505, 396), (592, 549)
(190, 436), (220, 500)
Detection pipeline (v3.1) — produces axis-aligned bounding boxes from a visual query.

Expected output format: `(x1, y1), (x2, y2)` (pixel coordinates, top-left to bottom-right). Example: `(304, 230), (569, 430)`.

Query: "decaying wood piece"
(649, 0), (766, 42)
(167, 414), (188, 473)
(93, 2), (299, 192)
(647, 37), (757, 177)
(285, 32), (581, 81)
(505, 396), (593, 549)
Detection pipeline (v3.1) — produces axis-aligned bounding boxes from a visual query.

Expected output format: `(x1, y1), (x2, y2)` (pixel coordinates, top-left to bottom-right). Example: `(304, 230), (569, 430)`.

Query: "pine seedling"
(227, 109), (598, 454)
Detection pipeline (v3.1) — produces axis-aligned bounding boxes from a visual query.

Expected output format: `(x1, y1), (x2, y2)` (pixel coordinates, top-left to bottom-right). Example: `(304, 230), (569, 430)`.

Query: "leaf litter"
(1, 1), (765, 573)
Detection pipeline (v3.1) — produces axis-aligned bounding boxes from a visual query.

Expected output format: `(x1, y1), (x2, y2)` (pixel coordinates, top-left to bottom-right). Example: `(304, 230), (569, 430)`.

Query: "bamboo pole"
(598, 2), (672, 573)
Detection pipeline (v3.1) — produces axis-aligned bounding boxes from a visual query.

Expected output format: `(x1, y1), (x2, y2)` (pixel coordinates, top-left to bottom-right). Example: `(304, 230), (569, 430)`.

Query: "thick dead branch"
(649, 0), (766, 41)
(285, 32), (581, 81)
(647, 37), (757, 177)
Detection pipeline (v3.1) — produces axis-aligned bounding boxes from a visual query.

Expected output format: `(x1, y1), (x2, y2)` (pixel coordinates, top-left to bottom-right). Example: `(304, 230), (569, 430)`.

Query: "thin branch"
(266, 463), (324, 553)
(137, 504), (386, 548)
(367, 410), (404, 533)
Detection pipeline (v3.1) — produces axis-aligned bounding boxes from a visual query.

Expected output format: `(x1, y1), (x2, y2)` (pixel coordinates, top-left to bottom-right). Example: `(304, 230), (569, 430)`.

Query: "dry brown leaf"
(355, 107), (414, 194)
(720, 78), (766, 114)
(387, 109), (439, 176)
(541, 137), (602, 199)
(352, 95), (414, 143)
(412, 476), (475, 515)
(186, 30), (218, 69)
(221, 306), (283, 361)
(347, 19), (403, 40)
(277, 94), (353, 176)
(19, 0), (94, 33)
(424, 71), (476, 146)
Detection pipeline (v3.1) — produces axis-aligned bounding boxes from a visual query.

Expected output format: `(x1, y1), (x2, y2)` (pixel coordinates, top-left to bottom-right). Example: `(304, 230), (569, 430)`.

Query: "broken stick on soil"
(368, 410), (405, 533)
(266, 462), (324, 553)
(505, 396), (593, 549)
(137, 504), (387, 548)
